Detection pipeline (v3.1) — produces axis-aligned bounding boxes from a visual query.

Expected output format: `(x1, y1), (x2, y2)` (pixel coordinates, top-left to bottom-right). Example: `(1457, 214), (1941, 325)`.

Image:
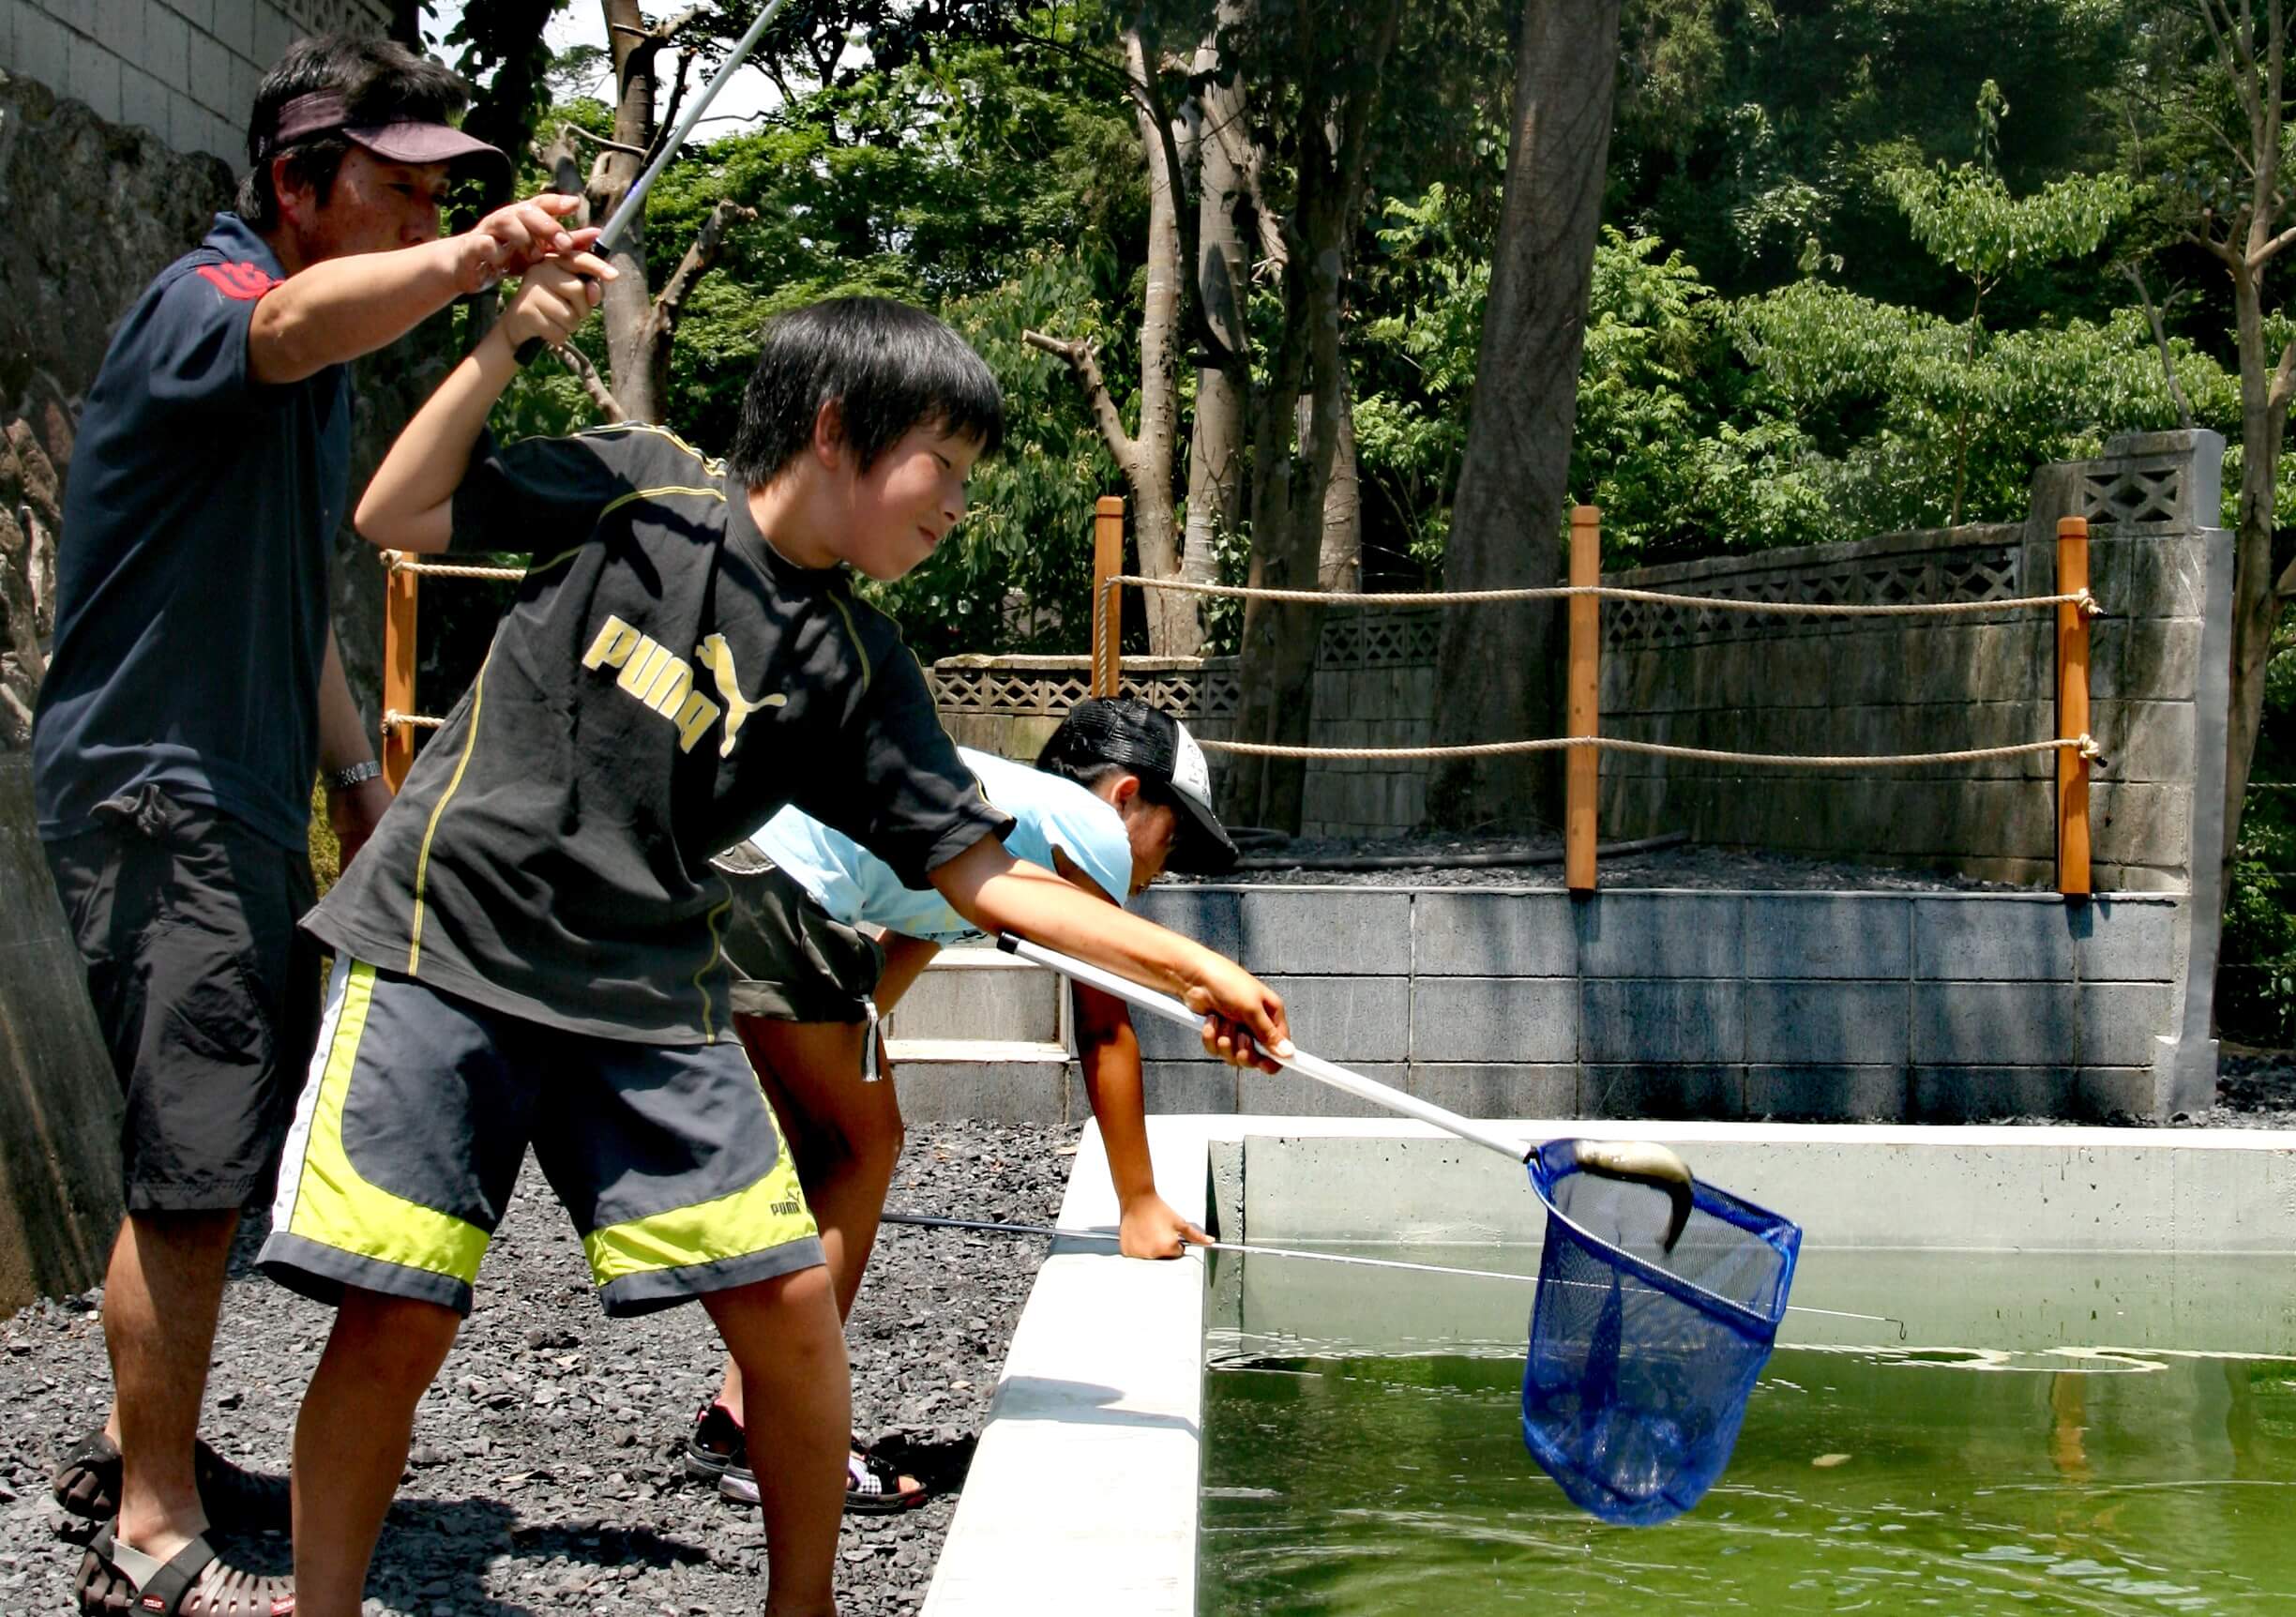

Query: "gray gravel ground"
(0, 1121), (1076, 1616)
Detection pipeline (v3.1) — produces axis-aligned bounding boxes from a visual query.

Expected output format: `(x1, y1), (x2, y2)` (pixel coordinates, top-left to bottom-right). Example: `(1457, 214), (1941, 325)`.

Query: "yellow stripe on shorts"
(582, 1135), (817, 1286)
(284, 961), (491, 1286)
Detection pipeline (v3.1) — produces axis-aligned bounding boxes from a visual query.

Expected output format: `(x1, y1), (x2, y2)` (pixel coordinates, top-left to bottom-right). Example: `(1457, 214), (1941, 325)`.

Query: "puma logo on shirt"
(695, 633), (789, 757)
(582, 614), (786, 756)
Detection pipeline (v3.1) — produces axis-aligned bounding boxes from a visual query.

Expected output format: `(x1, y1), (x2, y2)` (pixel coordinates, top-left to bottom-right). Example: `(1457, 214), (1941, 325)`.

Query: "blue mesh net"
(1519, 1139), (1802, 1526)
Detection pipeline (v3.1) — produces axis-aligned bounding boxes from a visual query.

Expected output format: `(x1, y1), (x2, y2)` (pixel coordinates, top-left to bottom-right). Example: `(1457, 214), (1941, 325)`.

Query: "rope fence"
(378, 504), (2103, 896)
(1101, 573), (2103, 618)
(384, 556), (529, 582)
(1195, 735), (2103, 767)
(1088, 501), (2102, 896)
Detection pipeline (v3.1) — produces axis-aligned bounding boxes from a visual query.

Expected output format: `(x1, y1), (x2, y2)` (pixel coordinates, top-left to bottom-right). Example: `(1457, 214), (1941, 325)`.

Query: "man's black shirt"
(34, 214), (350, 850)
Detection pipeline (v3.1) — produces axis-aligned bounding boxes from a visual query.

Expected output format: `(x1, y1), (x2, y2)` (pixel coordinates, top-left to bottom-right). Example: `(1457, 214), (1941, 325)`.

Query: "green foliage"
(1354, 183), (1489, 574)
(1876, 161), (2131, 293)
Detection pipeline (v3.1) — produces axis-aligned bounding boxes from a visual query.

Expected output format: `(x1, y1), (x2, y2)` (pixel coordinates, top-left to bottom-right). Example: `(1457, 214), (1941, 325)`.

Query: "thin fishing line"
(881, 1211), (1910, 1340)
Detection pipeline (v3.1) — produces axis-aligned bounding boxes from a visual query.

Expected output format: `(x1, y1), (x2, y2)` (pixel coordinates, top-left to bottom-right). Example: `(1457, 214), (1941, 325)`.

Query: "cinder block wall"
(1127, 884), (2185, 1123)
(931, 431), (2223, 881)
(2, 0), (394, 163)
(1592, 431), (2218, 890)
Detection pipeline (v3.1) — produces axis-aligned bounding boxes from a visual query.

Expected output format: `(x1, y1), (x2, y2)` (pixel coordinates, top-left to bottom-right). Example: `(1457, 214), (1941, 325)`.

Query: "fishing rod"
(515, 0), (793, 364)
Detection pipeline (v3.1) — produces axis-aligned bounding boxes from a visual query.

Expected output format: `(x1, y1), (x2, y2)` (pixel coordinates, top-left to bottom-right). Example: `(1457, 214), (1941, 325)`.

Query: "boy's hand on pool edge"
(1185, 958), (1291, 1074)
(1119, 1192), (1210, 1260)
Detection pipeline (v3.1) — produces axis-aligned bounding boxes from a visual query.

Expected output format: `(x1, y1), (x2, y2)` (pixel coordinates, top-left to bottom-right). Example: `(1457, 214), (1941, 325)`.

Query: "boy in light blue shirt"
(687, 697), (1237, 1513)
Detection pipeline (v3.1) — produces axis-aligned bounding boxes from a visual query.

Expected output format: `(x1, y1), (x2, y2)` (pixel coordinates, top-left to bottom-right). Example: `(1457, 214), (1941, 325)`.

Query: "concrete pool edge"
(917, 1116), (2296, 1616)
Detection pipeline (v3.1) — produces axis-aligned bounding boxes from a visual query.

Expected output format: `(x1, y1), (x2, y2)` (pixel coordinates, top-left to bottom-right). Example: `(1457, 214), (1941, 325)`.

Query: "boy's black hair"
(727, 297), (1004, 486)
(1035, 721), (1177, 817)
(238, 35), (469, 231)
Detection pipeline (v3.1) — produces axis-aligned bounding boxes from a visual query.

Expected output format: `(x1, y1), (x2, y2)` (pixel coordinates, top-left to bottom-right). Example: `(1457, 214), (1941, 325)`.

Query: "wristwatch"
(325, 760), (383, 792)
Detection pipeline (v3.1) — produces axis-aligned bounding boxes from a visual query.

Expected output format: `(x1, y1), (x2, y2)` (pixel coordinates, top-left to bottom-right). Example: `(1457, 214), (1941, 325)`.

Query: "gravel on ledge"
(0, 1121), (1079, 1616)
(1169, 834), (2035, 891)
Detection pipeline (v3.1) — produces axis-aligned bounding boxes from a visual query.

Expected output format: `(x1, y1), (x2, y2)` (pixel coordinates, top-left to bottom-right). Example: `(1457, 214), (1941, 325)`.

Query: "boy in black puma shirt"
(264, 280), (1292, 1617)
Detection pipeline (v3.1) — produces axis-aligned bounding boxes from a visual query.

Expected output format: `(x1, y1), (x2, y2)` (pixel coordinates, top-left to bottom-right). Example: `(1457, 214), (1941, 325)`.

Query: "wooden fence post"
(2056, 516), (2091, 897)
(1092, 496), (1125, 699)
(381, 552), (418, 792)
(1567, 505), (1602, 893)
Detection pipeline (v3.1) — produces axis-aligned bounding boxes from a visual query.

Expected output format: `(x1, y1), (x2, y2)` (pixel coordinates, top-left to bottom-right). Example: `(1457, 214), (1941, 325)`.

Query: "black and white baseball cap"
(1038, 698), (1238, 873)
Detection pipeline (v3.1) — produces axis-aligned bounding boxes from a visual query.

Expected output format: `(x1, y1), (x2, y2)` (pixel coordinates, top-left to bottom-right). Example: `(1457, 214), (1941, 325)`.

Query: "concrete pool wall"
(889, 884), (2211, 1128)
(918, 1116), (2296, 1617)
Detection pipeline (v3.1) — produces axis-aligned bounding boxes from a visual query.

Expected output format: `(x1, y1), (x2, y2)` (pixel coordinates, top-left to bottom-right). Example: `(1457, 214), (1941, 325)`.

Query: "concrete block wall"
(932, 432), (2225, 882)
(1592, 430), (2222, 890)
(2, 0), (393, 163)
(1118, 884), (2186, 1124)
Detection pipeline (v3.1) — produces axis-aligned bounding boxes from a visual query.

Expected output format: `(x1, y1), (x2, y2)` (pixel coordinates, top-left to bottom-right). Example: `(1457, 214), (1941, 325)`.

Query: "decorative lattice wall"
(931, 431), (2220, 880)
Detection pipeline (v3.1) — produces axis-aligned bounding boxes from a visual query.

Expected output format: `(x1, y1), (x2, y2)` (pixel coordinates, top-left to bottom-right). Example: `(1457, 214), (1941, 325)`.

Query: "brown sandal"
(78, 1520), (295, 1616)
(53, 1428), (291, 1540)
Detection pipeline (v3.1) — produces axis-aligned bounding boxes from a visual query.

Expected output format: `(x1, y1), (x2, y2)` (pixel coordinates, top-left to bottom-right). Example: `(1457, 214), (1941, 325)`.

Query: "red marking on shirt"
(197, 261), (279, 301)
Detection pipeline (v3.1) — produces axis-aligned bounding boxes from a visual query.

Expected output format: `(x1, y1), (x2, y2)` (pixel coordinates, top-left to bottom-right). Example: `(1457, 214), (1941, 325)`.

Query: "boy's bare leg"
(718, 1019), (902, 1422)
(290, 1288), (461, 1617)
(103, 1209), (239, 1557)
(702, 1265), (849, 1617)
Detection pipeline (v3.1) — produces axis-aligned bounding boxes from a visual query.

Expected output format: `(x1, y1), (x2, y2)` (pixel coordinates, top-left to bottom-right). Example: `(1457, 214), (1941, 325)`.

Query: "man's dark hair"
(727, 297), (1004, 487)
(237, 34), (468, 231)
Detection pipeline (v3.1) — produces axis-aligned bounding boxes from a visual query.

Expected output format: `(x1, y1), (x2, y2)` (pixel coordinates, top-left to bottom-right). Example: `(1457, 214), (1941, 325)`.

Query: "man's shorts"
(713, 846), (884, 1024)
(258, 959), (823, 1318)
(42, 784), (321, 1213)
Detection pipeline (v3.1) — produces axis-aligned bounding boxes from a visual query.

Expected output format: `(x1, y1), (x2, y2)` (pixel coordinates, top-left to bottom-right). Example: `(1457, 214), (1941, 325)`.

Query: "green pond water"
(1198, 1250), (2296, 1615)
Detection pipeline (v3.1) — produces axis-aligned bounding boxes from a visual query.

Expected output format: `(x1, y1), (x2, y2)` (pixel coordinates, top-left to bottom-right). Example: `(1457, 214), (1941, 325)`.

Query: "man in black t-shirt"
(30, 33), (604, 1615)
(269, 291), (1293, 1616)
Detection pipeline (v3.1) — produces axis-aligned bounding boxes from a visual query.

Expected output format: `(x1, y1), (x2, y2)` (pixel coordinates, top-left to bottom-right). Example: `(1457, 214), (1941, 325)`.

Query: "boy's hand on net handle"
(498, 252), (616, 360)
(1185, 960), (1292, 1074)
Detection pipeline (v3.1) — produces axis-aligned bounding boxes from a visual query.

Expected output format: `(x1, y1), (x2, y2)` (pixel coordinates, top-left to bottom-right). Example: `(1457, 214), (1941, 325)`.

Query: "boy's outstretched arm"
(354, 253), (614, 552)
(929, 835), (1291, 1071)
(1075, 986), (1207, 1259)
(249, 195), (591, 385)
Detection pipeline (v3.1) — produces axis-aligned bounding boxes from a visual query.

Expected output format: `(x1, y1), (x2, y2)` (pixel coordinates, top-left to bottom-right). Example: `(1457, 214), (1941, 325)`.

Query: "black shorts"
(42, 785), (321, 1212)
(261, 959), (823, 1318)
(713, 848), (885, 1023)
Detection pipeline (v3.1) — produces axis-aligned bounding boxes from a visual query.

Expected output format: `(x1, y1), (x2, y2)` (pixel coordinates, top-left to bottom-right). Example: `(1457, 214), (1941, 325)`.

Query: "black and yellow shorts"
(258, 959), (822, 1318)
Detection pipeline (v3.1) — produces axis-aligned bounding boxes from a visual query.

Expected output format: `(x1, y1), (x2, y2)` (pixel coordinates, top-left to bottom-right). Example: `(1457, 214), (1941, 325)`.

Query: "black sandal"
(691, 1402), (927, 1514)
(842, 1443), (929, 1515)
(78, 1519), (295, 1616)
(53, 1428), (292, 1541)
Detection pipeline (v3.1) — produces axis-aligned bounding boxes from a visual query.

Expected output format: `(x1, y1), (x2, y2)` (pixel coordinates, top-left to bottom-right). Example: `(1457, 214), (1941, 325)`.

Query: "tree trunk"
(1178, 15), (1253, 647)
(1125, 32), (1188, 657)
(1315, 370), (1361, 590)
(2224, 254), (2294, 916)
(1222, 278), (1324, 830)
(1427, 0), (1622, 833)
(1219, 0), (1402, 831)
(599, 0), (664, 423)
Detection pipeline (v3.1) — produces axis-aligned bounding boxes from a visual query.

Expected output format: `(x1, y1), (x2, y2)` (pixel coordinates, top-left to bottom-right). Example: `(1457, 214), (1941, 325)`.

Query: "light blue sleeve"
(1028, 787), (1136, 907)
(744, 754), (1136, 944)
